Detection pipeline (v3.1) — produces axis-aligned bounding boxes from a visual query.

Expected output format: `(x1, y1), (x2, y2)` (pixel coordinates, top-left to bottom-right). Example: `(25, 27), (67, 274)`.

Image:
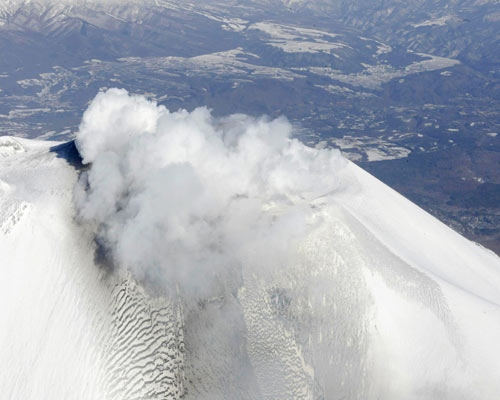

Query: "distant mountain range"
(1, 0), (498, 72)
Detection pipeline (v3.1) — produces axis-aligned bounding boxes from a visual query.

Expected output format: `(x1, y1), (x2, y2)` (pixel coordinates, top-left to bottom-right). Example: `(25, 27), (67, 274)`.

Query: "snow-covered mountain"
(1, 0), (497, 67)
(1, 90), (500, 399)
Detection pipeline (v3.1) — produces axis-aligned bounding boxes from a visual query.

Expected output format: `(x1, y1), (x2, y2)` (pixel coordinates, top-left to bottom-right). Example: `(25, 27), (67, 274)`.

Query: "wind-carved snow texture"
(0, 139), (30, 234)
(2, 89), (500, 399)
(102, 278), (185, 400)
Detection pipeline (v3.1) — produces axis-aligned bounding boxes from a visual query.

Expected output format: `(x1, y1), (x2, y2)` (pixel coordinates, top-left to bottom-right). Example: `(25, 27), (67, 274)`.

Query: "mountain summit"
(1, 90), (500, 399)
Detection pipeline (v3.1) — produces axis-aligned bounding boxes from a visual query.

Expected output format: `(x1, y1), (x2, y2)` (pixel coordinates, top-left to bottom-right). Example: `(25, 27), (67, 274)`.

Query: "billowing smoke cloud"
(74, 88), (346, 296)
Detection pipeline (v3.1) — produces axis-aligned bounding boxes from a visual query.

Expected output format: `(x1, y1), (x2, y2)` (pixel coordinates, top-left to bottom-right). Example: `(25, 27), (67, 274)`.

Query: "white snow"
(248, 21), (348, 55)
(413, 15), (458, 28)
(0, 136), (26, 156)
(118, 48), (302, 81)
(310, 54), (460, 90)
(0, 138), (109, 398)
(0, 138), (184, 399)
(249, 22), (340, 41)
(328, 135), (412, 161)
(1, 92), (500, 399)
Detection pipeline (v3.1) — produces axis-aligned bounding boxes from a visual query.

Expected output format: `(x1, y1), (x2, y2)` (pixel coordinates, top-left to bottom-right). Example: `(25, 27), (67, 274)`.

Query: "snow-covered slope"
(0, 137), (185, 399)
(1, 102), (500, 399)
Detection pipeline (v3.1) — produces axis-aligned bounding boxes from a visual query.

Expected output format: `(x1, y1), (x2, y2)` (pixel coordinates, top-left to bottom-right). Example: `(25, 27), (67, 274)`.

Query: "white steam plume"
(74, 88), (347, 295)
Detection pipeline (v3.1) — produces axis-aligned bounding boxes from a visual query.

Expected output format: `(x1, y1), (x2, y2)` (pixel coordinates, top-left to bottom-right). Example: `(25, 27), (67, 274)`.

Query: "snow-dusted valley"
(1, 90), (500, 399)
